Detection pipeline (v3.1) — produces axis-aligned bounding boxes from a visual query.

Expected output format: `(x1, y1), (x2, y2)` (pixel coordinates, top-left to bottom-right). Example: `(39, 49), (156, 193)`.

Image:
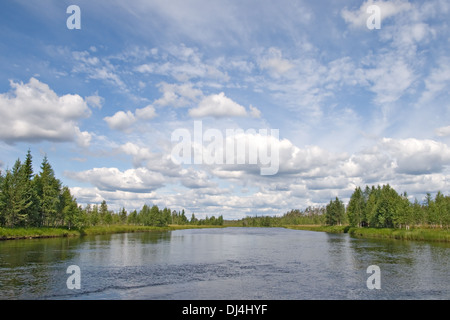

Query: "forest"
(238, 184), (450, 229)
(0, 151), (223, 229)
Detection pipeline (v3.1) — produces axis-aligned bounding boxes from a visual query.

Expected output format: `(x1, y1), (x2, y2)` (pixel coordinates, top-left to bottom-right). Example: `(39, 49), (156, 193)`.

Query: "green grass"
(0, 227), (80, 240)
(348, 227), (450, 242)
(0, 224), (226, 240)
(284, 224), (450, 242)
(284, 225), (350, 233)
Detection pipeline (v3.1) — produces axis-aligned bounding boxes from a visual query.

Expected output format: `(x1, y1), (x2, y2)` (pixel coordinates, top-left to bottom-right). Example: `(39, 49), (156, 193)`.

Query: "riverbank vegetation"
(233, 184), (450, 242)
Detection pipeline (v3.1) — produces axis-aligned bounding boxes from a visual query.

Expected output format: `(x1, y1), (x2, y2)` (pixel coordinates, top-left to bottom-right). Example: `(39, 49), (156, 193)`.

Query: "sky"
(1, 0), (450, 219)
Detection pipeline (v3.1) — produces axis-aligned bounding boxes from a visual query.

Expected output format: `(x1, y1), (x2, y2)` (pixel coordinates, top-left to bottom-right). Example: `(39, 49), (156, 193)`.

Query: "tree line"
(238, 184), (450, 229)
(0, 151), (223, 229)
(346, 185), (450, 229)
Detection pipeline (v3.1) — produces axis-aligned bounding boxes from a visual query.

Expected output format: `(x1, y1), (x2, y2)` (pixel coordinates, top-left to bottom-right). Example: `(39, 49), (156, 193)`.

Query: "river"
(0, 227), (449, 300)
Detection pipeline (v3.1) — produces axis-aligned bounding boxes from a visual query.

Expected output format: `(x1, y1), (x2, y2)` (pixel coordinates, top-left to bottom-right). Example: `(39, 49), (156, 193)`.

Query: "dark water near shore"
(0, 227), (449, 299)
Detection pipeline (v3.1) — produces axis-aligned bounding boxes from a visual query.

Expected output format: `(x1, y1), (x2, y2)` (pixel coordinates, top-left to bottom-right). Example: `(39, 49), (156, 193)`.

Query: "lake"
(0, 227), (449, 300)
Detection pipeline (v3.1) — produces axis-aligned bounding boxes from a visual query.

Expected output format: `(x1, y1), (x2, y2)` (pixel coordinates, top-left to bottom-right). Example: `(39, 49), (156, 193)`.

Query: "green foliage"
(347, 187), (366, 227)
(0, 152), (76, 229)
(325, 197), (345, 226)
(346, 184), (450, 229)
(237, 206), (325, 227)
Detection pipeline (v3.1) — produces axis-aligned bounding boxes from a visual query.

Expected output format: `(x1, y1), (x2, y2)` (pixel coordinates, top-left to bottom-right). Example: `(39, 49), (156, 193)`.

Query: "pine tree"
(21, 150), (40, 226)
(347, 187), (366, 227)
(325, 197), (345, 226)
(8, 159), (30, 226)
(0, 170), (12, 226)
(35, 156), (61, 226)
(120, 207), (127, 224)
(59, 186), (79, 229)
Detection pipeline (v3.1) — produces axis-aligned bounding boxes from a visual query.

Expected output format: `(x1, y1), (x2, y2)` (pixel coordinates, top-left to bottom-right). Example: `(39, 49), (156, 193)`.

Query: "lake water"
(0, 227), (449, 300)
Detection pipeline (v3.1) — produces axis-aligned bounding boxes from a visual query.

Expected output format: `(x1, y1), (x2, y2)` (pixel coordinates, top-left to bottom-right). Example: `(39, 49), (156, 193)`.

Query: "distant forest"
(240, 184), (450, 229)
(1, 151), (450, 230)
(0, 151), (223, 229)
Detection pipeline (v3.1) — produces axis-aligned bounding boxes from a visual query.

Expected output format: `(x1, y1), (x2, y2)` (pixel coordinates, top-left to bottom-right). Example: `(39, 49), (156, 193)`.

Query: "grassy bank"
(284, 225), (350, 233)
(348, 227), (450, 242)
(0, 227), (80, 240)
(0, 224), (226, 240)
(284, 224), (450, 242)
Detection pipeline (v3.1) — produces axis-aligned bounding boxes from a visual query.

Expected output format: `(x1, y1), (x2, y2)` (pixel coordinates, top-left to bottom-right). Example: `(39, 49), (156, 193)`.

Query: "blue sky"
(1, 0), (450, 219)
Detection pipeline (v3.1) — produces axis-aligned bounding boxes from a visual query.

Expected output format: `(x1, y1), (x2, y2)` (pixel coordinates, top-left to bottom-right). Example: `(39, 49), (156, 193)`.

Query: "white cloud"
(118, 142), (181, 177)
(380, 138), (450, 175)
(435, 126), (450, 137)
(418, 57), (450, 106)
(341, 0), (413, 29)
(135, 105), (157, 120)
(0, 78), (92, 146)
(154, 82), (202, 108)
(362, 57), (416, 104)
(66, 167), (166, 193)
(104, 105), (157, 132)
(104, 110), (136, 132)
(134, 44), (229, 82)
(85, 93), (104, 109)
(258, 47), (294, 77)
(189, 92), (251, 118)
(249, 105), (261, 118)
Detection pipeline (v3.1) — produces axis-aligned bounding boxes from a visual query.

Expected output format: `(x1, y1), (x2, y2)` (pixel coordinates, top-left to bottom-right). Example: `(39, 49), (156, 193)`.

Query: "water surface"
(0, 227), (449, 299)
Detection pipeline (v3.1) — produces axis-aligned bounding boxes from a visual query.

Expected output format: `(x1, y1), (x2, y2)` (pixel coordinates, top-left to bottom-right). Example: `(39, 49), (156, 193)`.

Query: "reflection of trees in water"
(0, 236), (83, 299)
(0, 231), (173, 299)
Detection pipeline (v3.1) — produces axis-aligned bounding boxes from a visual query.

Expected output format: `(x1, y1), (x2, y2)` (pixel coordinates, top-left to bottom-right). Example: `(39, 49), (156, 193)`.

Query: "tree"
(59, 186), (79, 229)
(433, 191), (445, 228)
(368, 184), (402, 228)
(190, 213), (198, 225)
(127, 210), (138, 225)
(139, 204), (151, 226)
(325, 197), (345, 226)
(90, 204), (100, 226)
(35, 156), (61, 226)
(347, 187), (366, 227)
(395, 192), (413, 229)
(7, 159), (31, 227)
(0, 170), (13, 226)
(120, 207), (128, 224)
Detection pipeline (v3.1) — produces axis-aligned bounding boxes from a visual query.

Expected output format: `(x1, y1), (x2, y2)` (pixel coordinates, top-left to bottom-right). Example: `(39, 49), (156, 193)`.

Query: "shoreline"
(0, 224), (224, 241)
(1, 224), (450, 243)
(284, 224), (450, 243)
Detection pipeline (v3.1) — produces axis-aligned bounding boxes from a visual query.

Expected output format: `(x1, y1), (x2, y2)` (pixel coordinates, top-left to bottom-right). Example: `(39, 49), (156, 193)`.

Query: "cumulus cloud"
(104, 105), (157, 132)
(188, 92), (260, 118)
(380, 138), (450, 175)
(135, 105), (157, 120)
(66, 167), (166, 193)
(0, 77), (92, 147)
(104, 110), (136, 132)
(118, 142), (181, 177)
